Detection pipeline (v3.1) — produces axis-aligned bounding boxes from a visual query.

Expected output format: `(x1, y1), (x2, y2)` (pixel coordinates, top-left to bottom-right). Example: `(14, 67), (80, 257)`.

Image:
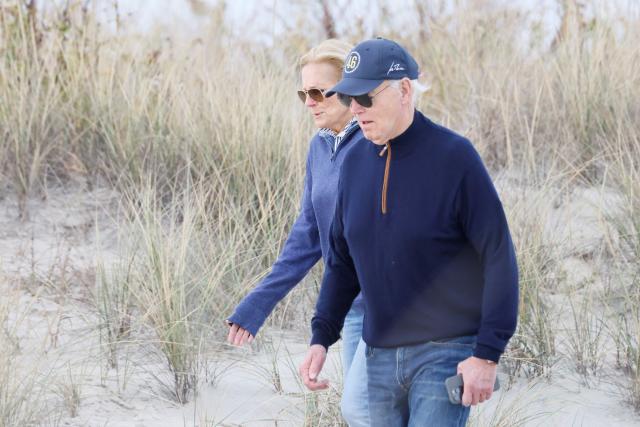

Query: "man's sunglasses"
(337, 84), (391, 108)
(297, 88), (326, 103)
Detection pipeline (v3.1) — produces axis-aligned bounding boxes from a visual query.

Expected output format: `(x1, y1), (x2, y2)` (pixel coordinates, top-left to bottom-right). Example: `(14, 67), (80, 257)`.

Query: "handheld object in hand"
(445, 374), (500, 405)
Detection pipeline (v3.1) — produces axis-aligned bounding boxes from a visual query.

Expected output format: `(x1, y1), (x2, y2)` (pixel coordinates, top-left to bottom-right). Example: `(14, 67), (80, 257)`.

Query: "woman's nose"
(305, 95), (317, 107)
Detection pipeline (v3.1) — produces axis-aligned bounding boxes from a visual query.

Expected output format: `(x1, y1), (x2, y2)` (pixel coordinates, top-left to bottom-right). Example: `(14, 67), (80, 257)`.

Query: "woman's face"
(300, 62), (352, 132)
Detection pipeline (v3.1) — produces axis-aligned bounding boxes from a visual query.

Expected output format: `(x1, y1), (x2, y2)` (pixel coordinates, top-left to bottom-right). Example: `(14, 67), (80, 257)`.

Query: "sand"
(0, 182), (639, 426)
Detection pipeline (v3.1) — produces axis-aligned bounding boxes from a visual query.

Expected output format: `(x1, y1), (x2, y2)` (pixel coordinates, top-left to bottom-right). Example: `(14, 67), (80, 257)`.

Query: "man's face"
(348, 80), (404, 145)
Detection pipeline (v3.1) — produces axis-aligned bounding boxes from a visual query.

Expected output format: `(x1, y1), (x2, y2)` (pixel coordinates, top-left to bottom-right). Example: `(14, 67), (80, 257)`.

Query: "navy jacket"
(311, 110), (519, 363)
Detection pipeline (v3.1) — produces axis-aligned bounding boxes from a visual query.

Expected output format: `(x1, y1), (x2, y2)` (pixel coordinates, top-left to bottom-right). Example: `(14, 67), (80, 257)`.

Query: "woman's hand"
(226, 322), (254, 346)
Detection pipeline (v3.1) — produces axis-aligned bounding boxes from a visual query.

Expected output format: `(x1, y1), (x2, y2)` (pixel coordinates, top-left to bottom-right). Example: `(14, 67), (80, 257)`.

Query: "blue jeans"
(340, 302), (369, 427)
(365, 335), (476, 427)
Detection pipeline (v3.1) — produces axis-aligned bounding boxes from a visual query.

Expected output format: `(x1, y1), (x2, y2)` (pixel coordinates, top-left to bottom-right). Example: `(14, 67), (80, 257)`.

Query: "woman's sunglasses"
(297, 88), (326, 103)
(337, 84), (391, 108)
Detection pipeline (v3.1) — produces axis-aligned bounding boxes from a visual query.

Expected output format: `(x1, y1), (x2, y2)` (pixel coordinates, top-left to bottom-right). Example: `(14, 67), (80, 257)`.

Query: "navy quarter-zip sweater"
(227, 121), (364, 337)
(311, 110), (519, 363)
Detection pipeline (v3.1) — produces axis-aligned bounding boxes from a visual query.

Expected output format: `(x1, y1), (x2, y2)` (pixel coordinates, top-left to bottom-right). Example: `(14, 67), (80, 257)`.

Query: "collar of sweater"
(369, 109), (424, 159)
(318, 118), (359, 148)
(373, 109), (424, 214)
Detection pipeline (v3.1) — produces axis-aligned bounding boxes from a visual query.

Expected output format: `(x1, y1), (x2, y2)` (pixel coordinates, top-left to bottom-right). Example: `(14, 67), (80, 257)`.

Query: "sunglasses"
(337, 83), (391, 108)
(297, 88), (326, 103)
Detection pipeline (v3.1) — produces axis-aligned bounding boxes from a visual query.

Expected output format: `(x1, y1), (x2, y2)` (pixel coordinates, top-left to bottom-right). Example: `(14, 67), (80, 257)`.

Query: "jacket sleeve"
(456, 151), (519, 363)
(310, 177), (361, 350)
(227, 150), (322, 337)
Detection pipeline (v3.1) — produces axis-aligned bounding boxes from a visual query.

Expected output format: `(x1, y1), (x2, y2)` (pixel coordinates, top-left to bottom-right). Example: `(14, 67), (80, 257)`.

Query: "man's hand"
(226, 322), (254, 347)
(299, 344), (329, 391)
(457, 356), (498, 406)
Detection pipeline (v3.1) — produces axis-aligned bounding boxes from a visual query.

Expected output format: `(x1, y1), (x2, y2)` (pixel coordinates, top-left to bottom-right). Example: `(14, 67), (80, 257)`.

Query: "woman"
(225, 39), (368, 427)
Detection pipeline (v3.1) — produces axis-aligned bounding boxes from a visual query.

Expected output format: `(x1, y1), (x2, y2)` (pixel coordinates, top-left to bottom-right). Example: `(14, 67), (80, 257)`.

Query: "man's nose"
(350, 98), (365, 114)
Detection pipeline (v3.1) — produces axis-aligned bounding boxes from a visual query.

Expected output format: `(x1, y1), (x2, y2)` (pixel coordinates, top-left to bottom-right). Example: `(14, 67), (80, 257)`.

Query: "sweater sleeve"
(227, 150), (322, 337)
(456, 153), (519, 363)
(310, 178), (361, 350)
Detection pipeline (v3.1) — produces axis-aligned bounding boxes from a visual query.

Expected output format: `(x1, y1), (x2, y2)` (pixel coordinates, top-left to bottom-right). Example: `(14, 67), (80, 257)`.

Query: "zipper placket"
(330, 124), (357, 162)
(379, 142), (391, 214)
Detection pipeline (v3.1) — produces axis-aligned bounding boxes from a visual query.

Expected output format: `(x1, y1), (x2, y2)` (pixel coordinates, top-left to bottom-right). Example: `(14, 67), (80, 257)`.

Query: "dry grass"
(1, 0), (640, 423)
(0, 289), (50, 425)
(468, 380), (552, 426)
(603, 114), (640, 409)
(500, 175), (560, 379)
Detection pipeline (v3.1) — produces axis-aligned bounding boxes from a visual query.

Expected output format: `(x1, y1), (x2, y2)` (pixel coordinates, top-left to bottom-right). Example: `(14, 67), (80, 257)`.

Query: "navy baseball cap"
(326, 37), (419, 97)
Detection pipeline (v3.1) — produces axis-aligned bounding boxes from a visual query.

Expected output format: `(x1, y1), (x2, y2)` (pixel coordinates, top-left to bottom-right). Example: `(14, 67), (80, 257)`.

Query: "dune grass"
(1, 0), (640, 422)
(603, 115), (640, 409)
(0, 289), (50, 425)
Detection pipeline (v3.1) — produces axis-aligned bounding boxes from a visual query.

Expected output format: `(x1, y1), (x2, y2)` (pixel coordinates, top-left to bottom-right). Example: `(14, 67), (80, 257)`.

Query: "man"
(298, 37), (519, 426)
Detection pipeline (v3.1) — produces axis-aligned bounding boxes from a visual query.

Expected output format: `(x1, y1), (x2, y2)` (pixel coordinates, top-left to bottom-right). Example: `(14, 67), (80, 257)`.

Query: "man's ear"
(401, 78), (413, 105)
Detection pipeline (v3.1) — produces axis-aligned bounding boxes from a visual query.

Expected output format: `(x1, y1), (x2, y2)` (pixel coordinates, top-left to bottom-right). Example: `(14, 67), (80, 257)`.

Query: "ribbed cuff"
(310, 330), (332, 350)
(226, 303), (269, 337)
(473, 343), (501, 363)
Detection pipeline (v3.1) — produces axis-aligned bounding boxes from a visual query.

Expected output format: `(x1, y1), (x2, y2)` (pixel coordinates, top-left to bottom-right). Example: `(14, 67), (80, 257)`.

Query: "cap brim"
(325, 78), (384, 97)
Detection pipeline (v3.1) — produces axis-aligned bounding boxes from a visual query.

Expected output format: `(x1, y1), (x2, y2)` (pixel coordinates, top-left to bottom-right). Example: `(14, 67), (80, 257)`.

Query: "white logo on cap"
(387, 61), (405, 75)
(345, 52), (360, 73)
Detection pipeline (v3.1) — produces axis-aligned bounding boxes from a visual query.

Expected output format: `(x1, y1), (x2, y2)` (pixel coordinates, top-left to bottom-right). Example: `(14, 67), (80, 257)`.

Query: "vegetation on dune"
(0, 0), (639, 424)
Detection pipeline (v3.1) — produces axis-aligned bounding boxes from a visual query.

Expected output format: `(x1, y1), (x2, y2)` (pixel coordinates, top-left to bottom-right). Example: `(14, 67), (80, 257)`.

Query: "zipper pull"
(381, 142), (391, 214)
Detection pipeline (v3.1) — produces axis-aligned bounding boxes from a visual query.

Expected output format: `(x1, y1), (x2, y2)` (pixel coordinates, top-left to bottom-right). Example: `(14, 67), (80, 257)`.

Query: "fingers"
(461, 378), (472, 407)
(479, 389), (493, 403)
(299, 347), (329, 391)
(309, 349), (325, 381)
(461, 383), (480, 406)
(226, 323), (254, 347)
(227, 323), (239, 344)
(460, 379), (493, 406)
(299, 351), (317, 390)
(457, 357), (496, 406)
(236, 328), (251, 346)
(478, 391), (491, 404)
(308, 378), (329, 391)
(471, 389), (480, 406)
(299, 351), (311, 380)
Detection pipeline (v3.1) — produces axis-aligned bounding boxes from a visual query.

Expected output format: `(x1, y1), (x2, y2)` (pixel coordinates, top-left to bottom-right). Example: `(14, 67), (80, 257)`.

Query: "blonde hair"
(299, 39), (352, 78)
